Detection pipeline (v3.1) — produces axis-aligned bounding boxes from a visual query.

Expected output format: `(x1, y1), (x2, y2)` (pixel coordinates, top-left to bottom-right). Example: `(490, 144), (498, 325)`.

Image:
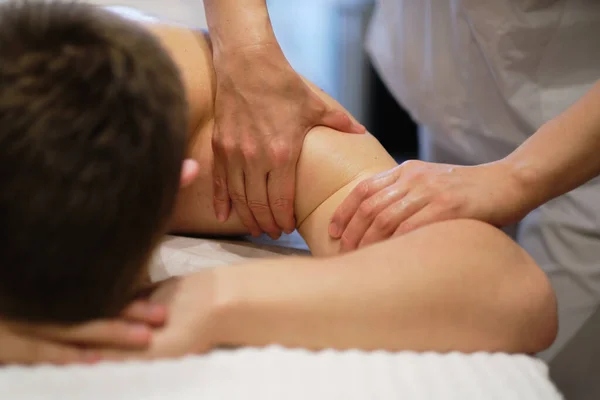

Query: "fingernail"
(329, 223), (341, 238)
(216, 210), (226, 223)
(129, 324), (151, 342)
(284, 227), (294, 235)
(270, 232), (282, 241)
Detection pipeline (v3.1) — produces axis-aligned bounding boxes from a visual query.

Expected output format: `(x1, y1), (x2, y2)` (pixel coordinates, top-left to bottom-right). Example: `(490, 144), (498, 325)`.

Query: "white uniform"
(366, 0), (600, 390)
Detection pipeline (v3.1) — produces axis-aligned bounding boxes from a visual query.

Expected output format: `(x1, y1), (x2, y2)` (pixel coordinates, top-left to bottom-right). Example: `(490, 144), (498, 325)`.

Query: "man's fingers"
(25, 320), (152, 349)
(267, 167), (296, 234)
(330, 167), (402, 239)
(227, 167), (261, 237)
(212, 150), (231, 223)
(358, 193), (428, 248)
(339, 184), (408, 252)
(121, 301), (167, 327)
(2, 334), (98, 365)
(320, 107), (365, 134)
(245, 171), (281, 239)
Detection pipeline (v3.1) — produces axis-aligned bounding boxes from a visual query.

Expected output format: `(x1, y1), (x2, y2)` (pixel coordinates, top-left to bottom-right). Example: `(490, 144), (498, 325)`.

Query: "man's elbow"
(504, 256), (558, 354)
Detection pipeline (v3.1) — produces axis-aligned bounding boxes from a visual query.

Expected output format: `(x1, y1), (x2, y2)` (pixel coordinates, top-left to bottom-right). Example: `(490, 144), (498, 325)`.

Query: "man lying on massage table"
(0, 2), (557, 364)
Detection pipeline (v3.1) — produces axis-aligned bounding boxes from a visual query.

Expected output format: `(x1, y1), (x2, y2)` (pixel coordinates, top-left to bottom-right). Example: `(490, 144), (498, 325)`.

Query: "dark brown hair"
(0, 1), (188, 323)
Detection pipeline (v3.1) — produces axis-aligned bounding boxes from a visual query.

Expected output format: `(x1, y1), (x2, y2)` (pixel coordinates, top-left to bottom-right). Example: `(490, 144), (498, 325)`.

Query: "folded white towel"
(0, 347), (563, 400)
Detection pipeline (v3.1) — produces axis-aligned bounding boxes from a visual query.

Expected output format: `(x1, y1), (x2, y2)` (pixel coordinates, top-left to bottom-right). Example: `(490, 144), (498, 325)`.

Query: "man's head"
(0, 0), (189, 323)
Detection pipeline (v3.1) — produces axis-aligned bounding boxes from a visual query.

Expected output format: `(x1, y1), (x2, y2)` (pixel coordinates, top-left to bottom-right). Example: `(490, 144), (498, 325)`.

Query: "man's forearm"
(202, 0), (277, 53)
(210, 220), (556, 354)
(503, 80), (600, 210)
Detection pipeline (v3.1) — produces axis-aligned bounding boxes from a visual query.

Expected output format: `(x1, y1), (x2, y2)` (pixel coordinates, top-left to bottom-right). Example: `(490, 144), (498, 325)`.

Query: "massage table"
(0, 234), (563, 399)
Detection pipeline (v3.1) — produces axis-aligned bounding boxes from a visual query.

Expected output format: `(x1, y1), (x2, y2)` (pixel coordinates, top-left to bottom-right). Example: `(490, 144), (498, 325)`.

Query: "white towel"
(0, 347), (563, 400)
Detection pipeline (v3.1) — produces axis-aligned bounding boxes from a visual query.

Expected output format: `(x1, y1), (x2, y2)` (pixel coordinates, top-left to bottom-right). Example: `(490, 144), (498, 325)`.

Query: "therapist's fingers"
(339, 184), (408, 252)
(228, 167), (261, 237)
(358, 192), (429, 248)
(393, 203), (456, 237)
(268, 166), (296, 234)
(318, 107), (366, 135)
(329, 166), (402, 239)
(212, 136), (232, 223)
(245, 170), (281, 240)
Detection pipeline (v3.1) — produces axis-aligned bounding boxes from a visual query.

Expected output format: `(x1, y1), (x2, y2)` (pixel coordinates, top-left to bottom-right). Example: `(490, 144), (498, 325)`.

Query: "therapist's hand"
(211, 43), (365, 239)
(329, 160), (532, 252)
(0, 300), (167, 365)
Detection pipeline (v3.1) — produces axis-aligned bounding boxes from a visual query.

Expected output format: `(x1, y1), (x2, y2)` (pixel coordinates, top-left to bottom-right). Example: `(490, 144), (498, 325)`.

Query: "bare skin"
(92, 22), (555, 359)
(203, 0), (364, 239)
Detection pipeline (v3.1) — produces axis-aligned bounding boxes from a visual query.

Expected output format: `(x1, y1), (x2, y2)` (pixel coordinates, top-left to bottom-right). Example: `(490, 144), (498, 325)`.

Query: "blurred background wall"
(268, 0), (417, 160)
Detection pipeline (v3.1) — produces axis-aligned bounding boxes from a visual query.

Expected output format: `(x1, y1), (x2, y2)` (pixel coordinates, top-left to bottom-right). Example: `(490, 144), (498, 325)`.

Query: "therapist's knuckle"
(400, 159), (422, 171)
(268, 142), (292, 167)
(354, 180), (372, 199)
(271, 196), (292, 210)
(214, 176), (227, 193)
(229, 191), (247, 205)
(358, 201), (376, 219)
(240, 143), (259, 162)
(214, 137), (235, 156)
(248, 200), (270, 213)
(374, 213), (394, 232)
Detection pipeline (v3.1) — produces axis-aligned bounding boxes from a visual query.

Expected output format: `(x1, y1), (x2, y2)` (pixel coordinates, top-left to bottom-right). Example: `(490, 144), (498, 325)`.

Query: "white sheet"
(0, 235), (563, 399)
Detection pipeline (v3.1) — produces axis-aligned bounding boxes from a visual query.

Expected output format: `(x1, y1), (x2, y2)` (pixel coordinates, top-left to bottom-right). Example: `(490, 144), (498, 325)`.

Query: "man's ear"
(180, 159), (200, 188)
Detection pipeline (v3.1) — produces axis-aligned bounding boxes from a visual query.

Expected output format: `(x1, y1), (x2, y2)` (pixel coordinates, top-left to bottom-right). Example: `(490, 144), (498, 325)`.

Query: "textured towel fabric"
(0, 347), (563, 400)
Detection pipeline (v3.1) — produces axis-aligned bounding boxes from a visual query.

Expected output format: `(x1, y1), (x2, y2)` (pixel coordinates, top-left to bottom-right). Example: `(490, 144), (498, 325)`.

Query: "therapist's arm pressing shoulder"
(202, 0), (364, 240)
(330, 80), (600, 251)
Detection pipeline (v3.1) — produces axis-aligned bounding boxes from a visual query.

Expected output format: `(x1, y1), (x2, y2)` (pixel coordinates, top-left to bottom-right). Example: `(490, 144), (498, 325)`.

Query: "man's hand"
(1, 300), (167, 365)
(93, 272), (224, 361)
(143, 273), (221, 357)
(329, 160), (533, 252)
(211, 43), (365, 239)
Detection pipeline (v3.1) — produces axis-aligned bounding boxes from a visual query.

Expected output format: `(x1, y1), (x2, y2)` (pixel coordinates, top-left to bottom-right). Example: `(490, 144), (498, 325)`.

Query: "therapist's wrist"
(208, 8), (279, 56)
(494, 156), (548, 221)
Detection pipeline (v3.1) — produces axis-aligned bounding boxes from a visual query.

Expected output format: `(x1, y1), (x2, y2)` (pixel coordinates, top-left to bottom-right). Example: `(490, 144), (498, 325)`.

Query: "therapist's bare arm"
(330, 80), (600, 251)
(202, 0), (363, 239)
(503, 79), (600, 211)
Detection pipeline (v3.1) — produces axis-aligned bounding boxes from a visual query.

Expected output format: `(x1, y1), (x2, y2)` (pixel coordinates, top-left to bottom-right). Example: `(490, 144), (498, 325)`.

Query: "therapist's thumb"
(319, 108), (366, 134)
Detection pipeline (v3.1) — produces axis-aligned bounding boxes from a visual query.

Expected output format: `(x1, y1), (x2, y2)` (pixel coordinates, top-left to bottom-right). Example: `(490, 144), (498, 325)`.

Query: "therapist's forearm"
(503, 80), (600, 210)
(212, 221), (555, 354)
(202, 0), (277, 53)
